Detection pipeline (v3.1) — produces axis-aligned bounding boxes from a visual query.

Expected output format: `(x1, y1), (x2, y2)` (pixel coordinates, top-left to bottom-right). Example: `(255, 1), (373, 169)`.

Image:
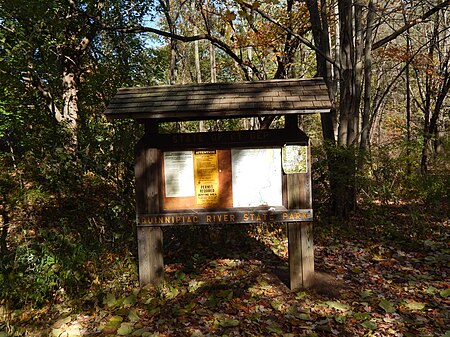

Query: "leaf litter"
(1, 207), (449, 336)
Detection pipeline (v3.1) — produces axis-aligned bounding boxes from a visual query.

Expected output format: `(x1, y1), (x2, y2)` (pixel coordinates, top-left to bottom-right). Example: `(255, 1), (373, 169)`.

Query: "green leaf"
(360, 290), (372, 298)
(188, 280), (205, 292)
(165, 285), (179, 299)
(441, 331), (450, 337)
(287, 303), (298, 315)
(175, 271), (186, 280)
(102, 316), (124, 334)
(326, 301), (350, 311)
(351, 267), (362, 274)
(128, 309), (140, 322)
(266, 320), (283, 334)
(123, 294), (137, 306)
(117, 322), (135, 335)
(354, 312), (371, 321)
(105, 293), (117, 307)
(296, 291), (307, 300)
(196, 308), (212, 316)
(132, 327), (151, 336)
(405, 301), (425, 310)
(219, 319), (240, 327)
(205, 295), (218, 308)
(297, 313), (311, 320)
(361, 320), (377, 330)
(271, 299), (283, 311)
(217, 289), (233, 300)
(379, 298), (396, 313)
(440, 288), (450, 298)
(426, 286), (437, 294)
(335, 315), (347, 323)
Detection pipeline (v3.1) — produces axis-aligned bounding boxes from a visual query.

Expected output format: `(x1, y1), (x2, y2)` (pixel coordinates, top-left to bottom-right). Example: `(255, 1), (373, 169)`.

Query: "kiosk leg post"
(138, 226), (164, 286)
(135, 134), (164, 286)
(288, 222), (314, 290)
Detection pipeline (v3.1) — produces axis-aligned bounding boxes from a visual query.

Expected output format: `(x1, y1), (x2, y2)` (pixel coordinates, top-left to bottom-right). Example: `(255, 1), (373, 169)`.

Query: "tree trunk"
(305, 0), (335, 142)
(337, 0), (355, 147)
(405, 29), (412, 174)
(360, 0), (375, 151)
(421, 14), (440, 173)
(62, 71), (79, 147)
(193, 2), (202, 84)
(0, 208), (9, 258)
(209, 42), (216, 83)
(336, 0), (358, 216)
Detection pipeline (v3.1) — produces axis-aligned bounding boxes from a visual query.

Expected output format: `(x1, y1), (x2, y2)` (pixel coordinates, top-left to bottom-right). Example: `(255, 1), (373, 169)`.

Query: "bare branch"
(372, 0), (450, 50)
(101, 24), (261, 79)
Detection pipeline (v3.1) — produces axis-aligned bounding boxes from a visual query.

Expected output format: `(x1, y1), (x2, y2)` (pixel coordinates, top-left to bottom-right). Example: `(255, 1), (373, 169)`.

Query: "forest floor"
(1, 202), (449, 337)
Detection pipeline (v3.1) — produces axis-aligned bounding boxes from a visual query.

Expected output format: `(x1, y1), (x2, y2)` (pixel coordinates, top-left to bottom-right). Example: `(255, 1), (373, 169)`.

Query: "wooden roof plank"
(104, 78), (331, 121)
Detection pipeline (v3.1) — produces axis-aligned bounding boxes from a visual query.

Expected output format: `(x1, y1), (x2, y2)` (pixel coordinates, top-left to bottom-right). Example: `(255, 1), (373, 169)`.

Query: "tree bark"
(0, 205), (9, 258)
(209, 42), (217, 83)
(337, 0), (354, 147)
(360, 0), (375, 151)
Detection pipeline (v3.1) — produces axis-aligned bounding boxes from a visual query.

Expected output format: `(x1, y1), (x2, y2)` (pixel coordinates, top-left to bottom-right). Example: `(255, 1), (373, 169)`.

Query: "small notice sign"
(194, 150), (220, 207)
(282, 145), (307, 174)
(164, 151), (195, 197)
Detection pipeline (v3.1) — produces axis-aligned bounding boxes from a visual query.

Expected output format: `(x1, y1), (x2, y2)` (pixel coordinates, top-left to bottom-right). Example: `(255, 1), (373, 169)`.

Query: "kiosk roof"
(104, 78), (331, 122)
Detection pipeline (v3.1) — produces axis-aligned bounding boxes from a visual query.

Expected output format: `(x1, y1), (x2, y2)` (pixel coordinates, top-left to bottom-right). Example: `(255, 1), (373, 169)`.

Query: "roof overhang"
(104, 78), (332, 122)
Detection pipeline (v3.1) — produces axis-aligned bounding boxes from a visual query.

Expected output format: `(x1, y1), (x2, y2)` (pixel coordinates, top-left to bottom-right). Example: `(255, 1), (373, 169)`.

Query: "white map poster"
(231, 148), (283, 207)
(164, 151), (195, 197)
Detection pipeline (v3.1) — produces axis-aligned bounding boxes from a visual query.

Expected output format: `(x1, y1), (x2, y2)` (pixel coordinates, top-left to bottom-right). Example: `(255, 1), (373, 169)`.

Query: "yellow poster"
(194, 150), (219, 207)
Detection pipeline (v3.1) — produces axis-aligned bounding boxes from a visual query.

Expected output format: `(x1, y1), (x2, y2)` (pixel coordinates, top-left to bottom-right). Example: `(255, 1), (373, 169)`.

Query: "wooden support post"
(135, 122), (164, 286)
(287, 132), (314, 290)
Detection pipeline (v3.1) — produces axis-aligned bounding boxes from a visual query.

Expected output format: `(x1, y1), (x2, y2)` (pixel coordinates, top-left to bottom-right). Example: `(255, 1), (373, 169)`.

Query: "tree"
(0, 0), (156, 149)
(95, 0), (450, 217)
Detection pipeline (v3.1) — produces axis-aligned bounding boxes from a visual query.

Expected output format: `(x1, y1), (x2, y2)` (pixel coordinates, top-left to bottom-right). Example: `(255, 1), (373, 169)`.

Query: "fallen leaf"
(219, 318), (240, 327)
(102, 316), (124, 334)
(440, 288), (450, 298)
(296, 291), (307, 300)
(128, 309), (140, 322)
(360, 290), (372, 298)
(117, 322), (135, 335)
(405, 301), (426, 310)
(105, 293), (117, 308)
(190, 329), (204, 337)
(266, 320), (283, 334)
(270, 299), (283, 311)
(426, 286), (437, 294)
(361, 320), (377, 330)
(217, 289), (233, 300)
(326, 301), (350, 311)
(354, 312), (371, 321)
(379, 298), (396, 313)
(335, 315), (347, 324)
(52, 316), (72, 328)
(123, 294), (137, 306)
(52, 329), (64, 337)
(297, 313), (311, 320)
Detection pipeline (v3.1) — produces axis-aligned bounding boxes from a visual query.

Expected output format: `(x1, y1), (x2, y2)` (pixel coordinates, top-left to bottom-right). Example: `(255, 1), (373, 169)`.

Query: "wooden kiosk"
(105, 78), (331, 290)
